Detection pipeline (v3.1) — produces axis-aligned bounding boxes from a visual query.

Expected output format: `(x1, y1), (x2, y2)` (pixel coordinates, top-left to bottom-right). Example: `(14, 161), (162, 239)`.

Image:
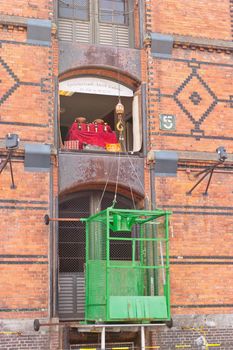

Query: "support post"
(101, 327), (105, 350)
(141, 326), (145, 350)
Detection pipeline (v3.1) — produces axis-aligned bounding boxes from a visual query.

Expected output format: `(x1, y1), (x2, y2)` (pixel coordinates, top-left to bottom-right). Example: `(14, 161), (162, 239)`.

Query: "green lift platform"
(84, 207), (171, 324)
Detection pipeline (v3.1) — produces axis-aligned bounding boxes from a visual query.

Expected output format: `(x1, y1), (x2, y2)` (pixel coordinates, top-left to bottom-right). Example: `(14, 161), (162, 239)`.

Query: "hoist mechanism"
(115, 97), (125, 142)
(45, 207), (172, 324)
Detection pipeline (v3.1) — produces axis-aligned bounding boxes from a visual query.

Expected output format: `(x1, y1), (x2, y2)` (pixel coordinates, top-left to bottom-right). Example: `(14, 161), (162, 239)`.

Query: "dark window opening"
(58, 190), (138, 319)
(59, 90), (140, 153)
(58, 0), (89, 21)
(99, 0), (128, 25)
(59, 191), (135, 273)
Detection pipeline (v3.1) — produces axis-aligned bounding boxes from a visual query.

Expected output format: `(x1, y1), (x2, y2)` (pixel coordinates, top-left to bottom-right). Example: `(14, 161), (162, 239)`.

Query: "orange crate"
(106, 143), (121, 152)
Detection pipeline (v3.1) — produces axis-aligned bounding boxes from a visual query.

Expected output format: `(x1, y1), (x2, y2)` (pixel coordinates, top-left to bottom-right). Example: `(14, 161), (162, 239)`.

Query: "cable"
(113, 149), (121, 207)
(96, 158), (115, 212)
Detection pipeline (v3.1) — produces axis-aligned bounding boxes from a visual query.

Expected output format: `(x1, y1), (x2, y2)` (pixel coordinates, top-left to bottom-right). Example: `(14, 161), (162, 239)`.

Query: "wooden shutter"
(76, 274), (85, 315)
(58, 19), (91, 43)
(98, 23), (129, 47)
(115, 25), (129, 47)
(75, 21), (91, 43)
(59, 273), (85, 319)
(98, 23), (114, 46)
(58, 19), (73, 42)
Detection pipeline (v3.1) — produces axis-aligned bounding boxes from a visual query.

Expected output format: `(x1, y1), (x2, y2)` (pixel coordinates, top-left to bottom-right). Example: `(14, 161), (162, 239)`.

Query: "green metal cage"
(84, 208), (171, 323)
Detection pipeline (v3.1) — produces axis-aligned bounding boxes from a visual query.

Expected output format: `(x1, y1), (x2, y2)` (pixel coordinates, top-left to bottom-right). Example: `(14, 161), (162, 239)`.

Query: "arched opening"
(58, 189), (139, 320)
(59, 73), (142, 153)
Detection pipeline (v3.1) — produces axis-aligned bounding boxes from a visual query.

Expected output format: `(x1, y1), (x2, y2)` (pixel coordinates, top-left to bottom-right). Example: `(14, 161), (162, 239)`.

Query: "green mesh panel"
(85, 208), (171, 323)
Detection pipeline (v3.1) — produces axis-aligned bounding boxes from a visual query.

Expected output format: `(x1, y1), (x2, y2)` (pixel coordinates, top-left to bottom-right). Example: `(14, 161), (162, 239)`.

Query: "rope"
(122, 142), (150, 205)
(113, 149), (121, 207)
(96, 158), (115, 212)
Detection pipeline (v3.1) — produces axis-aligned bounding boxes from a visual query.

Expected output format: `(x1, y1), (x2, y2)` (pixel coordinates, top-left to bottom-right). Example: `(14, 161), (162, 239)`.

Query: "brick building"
(0, 0), (233, 349)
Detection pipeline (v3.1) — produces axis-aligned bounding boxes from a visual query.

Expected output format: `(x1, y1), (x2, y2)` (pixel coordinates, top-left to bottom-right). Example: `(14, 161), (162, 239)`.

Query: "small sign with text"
(159, 114), (176, 130)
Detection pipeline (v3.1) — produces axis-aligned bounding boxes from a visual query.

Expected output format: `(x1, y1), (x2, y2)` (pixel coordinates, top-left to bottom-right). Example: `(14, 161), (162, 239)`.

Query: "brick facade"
(0, 0), (233, 349)
(0, 0), (58, 347)
(144, 0), (233, 348)
(151, 327), (233, 350)
(146, 0), (232, 40)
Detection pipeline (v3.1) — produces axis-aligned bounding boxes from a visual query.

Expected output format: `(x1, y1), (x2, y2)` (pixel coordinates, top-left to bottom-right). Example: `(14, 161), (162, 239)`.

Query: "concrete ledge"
(174, 34), (233, 51)
(148, 150), (233, 163)
(0, 140), (57, 156)
(0, 15), (57, 34)
(0, 14), (27, 27)
(172, 314), (233, 328)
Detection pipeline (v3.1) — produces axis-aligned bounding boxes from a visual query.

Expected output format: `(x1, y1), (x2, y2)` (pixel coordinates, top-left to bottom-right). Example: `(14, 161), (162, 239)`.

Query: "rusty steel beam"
(44, 214), (83, 225)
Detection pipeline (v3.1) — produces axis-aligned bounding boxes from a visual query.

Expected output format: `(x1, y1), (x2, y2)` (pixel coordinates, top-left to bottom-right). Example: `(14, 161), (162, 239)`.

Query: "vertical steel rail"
(132, 234), (136, 266)
(85, 219), (89, 322)
(141, 326), (146, 350)
(165, 213), (171, 320)
(49, 160), (53, 318)
(101, 326), (106, 350)
(106, 209), (110, 321)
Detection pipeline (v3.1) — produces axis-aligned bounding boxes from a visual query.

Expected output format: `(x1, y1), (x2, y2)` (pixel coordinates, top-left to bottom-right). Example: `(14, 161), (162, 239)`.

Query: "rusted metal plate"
(59, 152), (144, 199)
(59, 43), (141, 80)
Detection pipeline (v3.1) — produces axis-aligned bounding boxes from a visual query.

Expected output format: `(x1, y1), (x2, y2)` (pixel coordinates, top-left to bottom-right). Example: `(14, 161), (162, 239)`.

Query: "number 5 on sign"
(159, 114), (176, 130)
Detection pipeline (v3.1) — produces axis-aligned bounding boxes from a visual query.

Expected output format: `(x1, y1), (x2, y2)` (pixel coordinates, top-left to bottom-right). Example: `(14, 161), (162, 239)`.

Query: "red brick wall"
(142, 0), (233, 342)
(146, 0), (232, 40)
(0, 37), (53, 318)
(0, 0), (58, 348)
(0, 0), (53, 19)
(0, 29), (54, 143)
(147, 48), (233, 153)
(156, 169), (233, 315)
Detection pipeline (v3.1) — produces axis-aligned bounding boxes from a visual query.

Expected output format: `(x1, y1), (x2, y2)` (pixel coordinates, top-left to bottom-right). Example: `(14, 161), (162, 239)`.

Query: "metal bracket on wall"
(0, 149), (16, 189)
(0, 134), (19, 189)
(186, 147), (227, 196)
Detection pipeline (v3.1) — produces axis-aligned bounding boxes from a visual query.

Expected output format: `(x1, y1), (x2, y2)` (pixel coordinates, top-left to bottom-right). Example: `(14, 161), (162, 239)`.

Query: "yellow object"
(106, 143), (121, 152)
(0, 331), (21, 335)
(207, 345), (221, 348)
(115, 100), (125, 117)
(59, 90), (74, 96)
(116, 119), (124, 132)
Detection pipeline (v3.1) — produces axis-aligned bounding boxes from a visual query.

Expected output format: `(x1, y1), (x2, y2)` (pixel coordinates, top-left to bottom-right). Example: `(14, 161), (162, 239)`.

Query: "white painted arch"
(59, 77), (133, 97)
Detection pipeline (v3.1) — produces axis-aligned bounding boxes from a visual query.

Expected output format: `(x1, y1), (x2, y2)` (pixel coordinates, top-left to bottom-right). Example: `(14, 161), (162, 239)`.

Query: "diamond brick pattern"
(189, 91), (202, 105)
(0, 57), (20, 106)
(174, 68), (218, 129)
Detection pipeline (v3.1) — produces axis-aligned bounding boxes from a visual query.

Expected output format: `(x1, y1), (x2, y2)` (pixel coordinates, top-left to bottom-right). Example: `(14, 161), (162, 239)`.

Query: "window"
(58, 0), (133, 47)
(58, 190), (135, 319)
(99, 0), (128, 25)
(59, 76), (142, 153)
(58, 0), (89, 21)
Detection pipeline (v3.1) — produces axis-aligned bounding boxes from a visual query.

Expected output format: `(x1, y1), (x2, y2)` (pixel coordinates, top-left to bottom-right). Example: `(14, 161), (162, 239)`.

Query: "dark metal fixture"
(0, 134), (19, 189)
(44, 214), (82, 225)
(216, 146), (227, 162)
(186, 147), (227, 196)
